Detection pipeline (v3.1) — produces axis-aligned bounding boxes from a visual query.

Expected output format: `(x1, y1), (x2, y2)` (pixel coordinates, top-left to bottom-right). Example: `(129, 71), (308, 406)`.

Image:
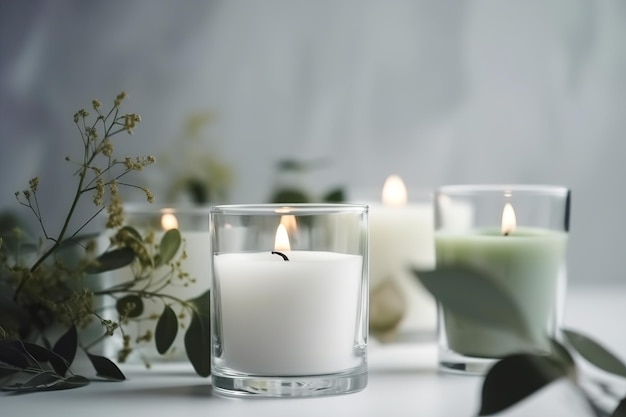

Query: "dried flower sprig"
(12, 92), (155, 295)
(0, 93), (210, 393)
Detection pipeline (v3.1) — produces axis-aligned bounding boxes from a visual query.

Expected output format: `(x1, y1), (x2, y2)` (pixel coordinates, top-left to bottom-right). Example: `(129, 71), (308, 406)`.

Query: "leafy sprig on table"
(0, 93), (210, 393)
(413, 267), (626, 417)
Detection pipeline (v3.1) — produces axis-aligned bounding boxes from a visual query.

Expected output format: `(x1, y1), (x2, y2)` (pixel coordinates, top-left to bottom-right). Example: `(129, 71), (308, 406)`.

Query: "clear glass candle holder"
(98, 203), (212, 363)
(433, 185), (570, 375)
(210, 203), (369, 397)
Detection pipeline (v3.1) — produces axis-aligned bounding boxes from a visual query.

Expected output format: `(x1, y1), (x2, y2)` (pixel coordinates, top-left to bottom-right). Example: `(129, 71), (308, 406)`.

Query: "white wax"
(100, 230), (211, 361)
(214, 251), (364, 375)
(368, 203), (437, 332)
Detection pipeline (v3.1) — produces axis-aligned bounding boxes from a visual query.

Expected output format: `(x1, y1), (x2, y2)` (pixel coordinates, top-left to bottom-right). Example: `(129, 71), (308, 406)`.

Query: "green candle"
(435, 227), (568, 357)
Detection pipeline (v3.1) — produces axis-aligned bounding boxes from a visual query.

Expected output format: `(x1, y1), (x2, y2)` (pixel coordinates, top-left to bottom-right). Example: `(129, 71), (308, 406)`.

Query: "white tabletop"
(3, 283), (625, 417)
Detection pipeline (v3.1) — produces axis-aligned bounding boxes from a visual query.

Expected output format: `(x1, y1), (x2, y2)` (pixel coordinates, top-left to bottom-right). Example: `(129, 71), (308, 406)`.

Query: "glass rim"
(210, 203), (368, 215)
(122, 202), (213, 215)
(436, 184), (569, 197)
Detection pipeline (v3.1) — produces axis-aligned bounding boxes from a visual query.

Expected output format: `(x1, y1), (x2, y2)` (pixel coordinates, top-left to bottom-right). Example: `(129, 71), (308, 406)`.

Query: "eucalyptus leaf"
(2, 373), (90, 392)
(1, 370), (62, 392)
(86, 353), (126, 381)
(130, 236), (155, 269)
(19, 370), (62, 388)
(611, 397), (626, 417)
(185, 290), (211, 377)
(188, 290), (210, 317)
(0, 338), (32, 369)
(86, 247), (135, 274)
(549, 338), (578, 381)
(479, 353), (571, 416)
(156, 228), (182, 267)
(53, 325), (78, 368)
(119, 226), (143, 242)
(0, 366), (20, 379)
(270, 189), (311, 204)
(23, 342), (69, 377)
(322, 187), (345, 203)
(155, 305), (178, 354)
(116, 294), (144, 318)
(47, 375), (91, 391)
(412, 267), (532, 340)
(563, 328), (626, 378)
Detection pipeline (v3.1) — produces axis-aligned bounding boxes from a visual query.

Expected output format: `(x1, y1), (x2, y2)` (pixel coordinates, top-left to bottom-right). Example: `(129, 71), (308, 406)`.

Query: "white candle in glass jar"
(213, 225), (364, 375)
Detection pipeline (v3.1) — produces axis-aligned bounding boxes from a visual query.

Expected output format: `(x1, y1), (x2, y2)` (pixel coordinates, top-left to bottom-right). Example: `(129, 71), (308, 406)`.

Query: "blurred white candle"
(368, 175), (437, 333)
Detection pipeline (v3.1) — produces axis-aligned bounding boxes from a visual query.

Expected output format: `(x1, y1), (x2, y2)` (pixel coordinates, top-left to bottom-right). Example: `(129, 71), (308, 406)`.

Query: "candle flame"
(382, 175), (407, 207)
(501, 203), (516, 235)
(280, 214), (298, 235)
(274, 224), (291, 251)
(161, 212), (179, 230)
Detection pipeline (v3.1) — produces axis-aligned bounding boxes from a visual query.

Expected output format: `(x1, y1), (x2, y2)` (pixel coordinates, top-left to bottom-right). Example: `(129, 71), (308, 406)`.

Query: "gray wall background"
(1, 0), (625, 285)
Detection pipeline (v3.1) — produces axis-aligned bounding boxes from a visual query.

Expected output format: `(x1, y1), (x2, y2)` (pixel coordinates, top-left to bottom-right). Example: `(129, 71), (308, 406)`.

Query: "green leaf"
(412, 267), (532, 340)
(2, 370), (62, 391)
(563, 328), (626, 378)
(21, 370), (61, 387)
(549, 339), (578, 381)
(269, 189), (310, 204)
(185, 290), (211, 377)
(23, 342), (69, 377)
(114, 226), (154, 269)
(119, 226), (143, 242)
(116, 295), (144, 318)
(2, 373), (90, 392)
(0, 338), (30, 369)
(46, 375), (90, 391)
(155, 305), (178, 355)
(86, 247), (135, 274)
(478, 353), (571, 416)
(322, 187), (345, 203)
(611, 397), (626, 417)
(155, 228), (182, 267)
(53, 325), (78, 369)
(86, 353), (126, 381)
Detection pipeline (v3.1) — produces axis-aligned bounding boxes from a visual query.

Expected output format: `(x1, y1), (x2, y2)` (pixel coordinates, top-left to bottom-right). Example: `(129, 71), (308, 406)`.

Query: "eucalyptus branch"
(1, 91), (212, 390)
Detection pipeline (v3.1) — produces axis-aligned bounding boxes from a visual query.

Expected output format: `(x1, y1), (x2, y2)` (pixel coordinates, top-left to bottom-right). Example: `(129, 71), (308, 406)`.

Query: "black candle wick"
(271, 251), (290, 261)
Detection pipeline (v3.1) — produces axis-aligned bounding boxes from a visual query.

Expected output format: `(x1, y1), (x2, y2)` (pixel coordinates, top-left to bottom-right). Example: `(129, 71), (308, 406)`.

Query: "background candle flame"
(280, 214), (298, 235)
(501, 203), (516, 235)
(382, 174), (408, 207)
(161, 212), (179, 230)
(274, 223), (291, 251)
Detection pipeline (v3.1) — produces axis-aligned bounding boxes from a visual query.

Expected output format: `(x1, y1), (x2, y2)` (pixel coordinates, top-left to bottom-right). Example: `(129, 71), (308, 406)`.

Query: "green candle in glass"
(434, 185), (570, 375)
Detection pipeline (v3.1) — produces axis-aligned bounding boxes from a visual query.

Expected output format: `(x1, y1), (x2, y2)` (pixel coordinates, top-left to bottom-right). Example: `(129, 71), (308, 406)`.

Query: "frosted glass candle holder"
(434, 185), (570, 375)
(210, 204), (369, 397)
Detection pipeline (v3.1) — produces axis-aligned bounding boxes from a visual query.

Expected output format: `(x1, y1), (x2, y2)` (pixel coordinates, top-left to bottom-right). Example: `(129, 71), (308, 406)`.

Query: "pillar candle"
(436, 204), (568, 357)
(214, 250), (364, 375)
